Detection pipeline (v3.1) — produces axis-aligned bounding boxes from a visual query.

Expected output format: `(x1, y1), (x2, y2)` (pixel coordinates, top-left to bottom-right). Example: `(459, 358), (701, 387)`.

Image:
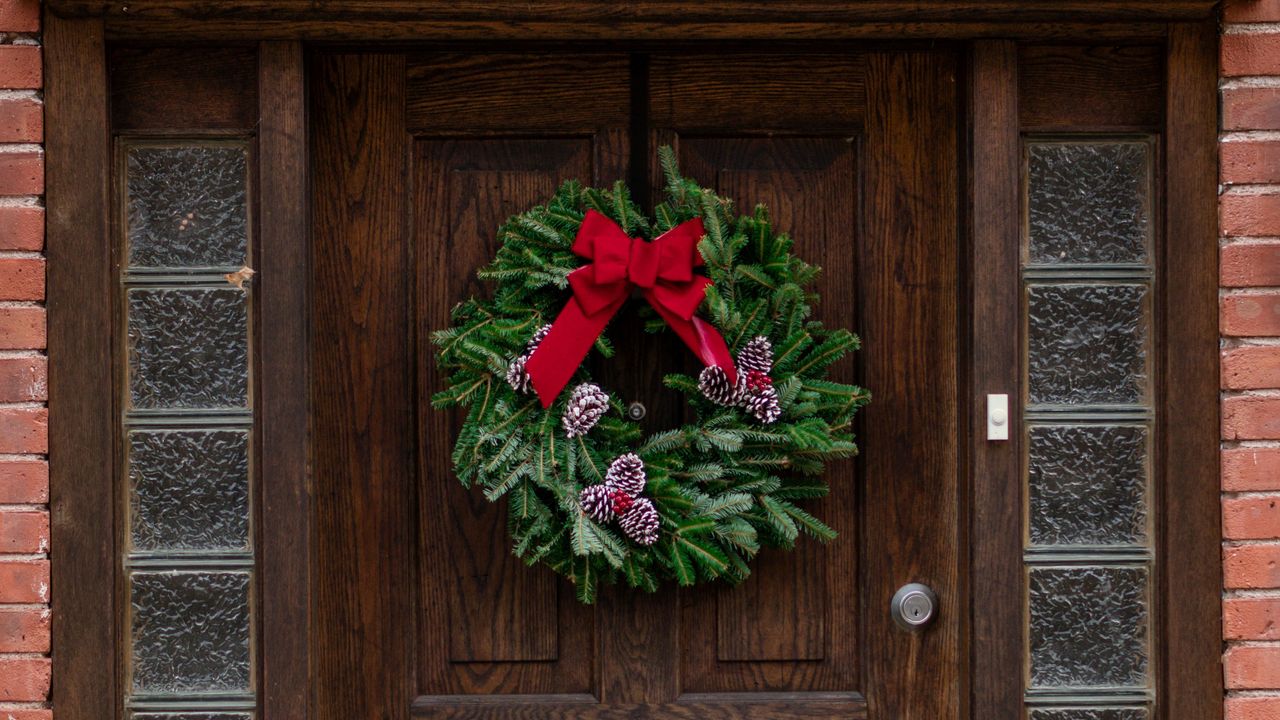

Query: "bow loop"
(525, 209), (736, 407)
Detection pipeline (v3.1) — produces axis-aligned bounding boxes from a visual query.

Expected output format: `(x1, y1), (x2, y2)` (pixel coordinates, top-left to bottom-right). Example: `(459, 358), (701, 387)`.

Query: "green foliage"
(433, 148), (869, 602)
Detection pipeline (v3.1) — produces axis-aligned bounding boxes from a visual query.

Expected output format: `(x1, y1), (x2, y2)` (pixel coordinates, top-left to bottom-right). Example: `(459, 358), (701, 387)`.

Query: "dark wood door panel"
(671, 138), (860, 693)
(416, 138), (613, 695)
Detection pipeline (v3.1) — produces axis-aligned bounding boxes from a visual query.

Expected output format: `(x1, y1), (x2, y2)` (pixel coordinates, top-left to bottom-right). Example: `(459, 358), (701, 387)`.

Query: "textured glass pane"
(1029, 566), (1149, 689)
(1027, 142), (1150, 265)
(1029, 709), (1149, 720)
(128, 429), (250, 552)
(127, 145), (248, 269)
(130, 571), (252, 694)
(1028, 425), (1149, 547)
(127, 287), (249, 410)
(1028, 284), (1148, 406)
(132, 715), (252, 720)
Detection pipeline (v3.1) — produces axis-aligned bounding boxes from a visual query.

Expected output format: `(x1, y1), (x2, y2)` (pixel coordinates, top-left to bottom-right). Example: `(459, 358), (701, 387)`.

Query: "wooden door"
(311, 48), (960, 719)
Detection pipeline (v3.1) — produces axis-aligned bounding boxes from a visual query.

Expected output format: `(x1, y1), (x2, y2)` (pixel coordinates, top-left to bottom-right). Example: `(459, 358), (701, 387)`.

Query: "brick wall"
(0, 0), (49, 717)
(1222, 2), (1280, 717)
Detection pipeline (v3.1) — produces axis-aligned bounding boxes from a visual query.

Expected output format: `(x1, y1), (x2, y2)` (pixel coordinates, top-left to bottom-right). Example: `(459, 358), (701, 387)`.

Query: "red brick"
(1224, 33), (1280, 77)
(0, 656), (49, 701)
(1226, 448), (1280, 491)
(1225, 396), (1280, 440)
(1223, 193), (1280, 236)
(1224, 293), (1280, 336)
(0, 407), (46, 454)
(0, 607), (49, 652)
(0, 98), (40, 143)
(1225, 142), (1280, 185)
(0, 206), (42, 251)
(0, 306), (44, 349)
(0, 712), (51, 720)
(0, 459), (46, 503)
(1227, 496), (1280, 539)
(1228, 694), (1280, 719)
(0, 559), (47, 602)
(0, 510), (47, 553)
(1226, 597), (1280, 640)
(0, 355), (44, 402)
(0, 46), (40, 90)
(1224, 242), (1280, 286)
(1224, 345), (1280, 389)
(1227, 0), (1280, 22)
(1227, 644), (1280, 689)
(1226, 87), (1280, 130)
(0, 152), (42, 195)
(0, 257), (43, 301)
(0, 0), (40, 32)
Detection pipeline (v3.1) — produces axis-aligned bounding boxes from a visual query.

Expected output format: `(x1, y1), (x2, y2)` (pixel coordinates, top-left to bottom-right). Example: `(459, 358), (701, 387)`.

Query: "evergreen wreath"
(432, 148), (869, 603)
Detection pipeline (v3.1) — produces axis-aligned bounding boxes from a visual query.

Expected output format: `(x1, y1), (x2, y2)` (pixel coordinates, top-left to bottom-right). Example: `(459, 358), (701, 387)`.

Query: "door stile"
(257, 39), (311, 720)
(968, 39), (1023, 720)
(311, 53), (417, 720)
(1162, 20), (1223, 719)
(860, 49), (962, 719)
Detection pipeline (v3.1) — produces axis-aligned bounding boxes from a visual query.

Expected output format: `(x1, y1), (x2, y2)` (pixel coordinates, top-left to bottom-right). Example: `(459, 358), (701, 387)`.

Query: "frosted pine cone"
(579, 484), (615, 523)
(563, 383), (609, 438)
(743, 385), (782, 424)
(506, 324), (553, 394)
(505, 355), (532, 393)
(618, 497), (660, 546)
(737, 336), (774, 374)
(524, 324), (552, 353)
(699, 365), (744, 406)
(604, 453), (646, 495)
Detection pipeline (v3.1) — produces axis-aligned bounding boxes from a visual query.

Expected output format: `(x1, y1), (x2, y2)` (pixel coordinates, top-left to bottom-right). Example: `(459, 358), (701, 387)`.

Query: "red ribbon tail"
(648, 298), (737, 384)
(524, 294), (626, 408)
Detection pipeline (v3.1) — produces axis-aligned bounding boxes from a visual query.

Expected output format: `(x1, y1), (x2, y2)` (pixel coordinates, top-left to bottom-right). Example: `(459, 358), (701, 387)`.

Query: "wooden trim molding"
(968, 38), (1023, 720)
(45, 12), (115, 720)
(45, 1), (1207, 41)
(258, 40), (311, 720)
(1162, 19), (1224, 717)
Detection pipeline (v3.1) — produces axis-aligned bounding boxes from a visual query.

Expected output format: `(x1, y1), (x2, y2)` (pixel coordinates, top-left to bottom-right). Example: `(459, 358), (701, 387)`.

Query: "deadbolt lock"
(891, 582), (938, 631)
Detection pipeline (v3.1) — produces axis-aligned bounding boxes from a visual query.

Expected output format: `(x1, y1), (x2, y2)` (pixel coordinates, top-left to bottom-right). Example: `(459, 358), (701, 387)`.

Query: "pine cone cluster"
(505, 324), (552, 394)
(578, 484), (614, 523)
(604, 452), (646, 495)
(617, 498), (659, 546)
(563, 382), (609, 438)
(697, 336), (781, 424)
(698, 365), (745, 406)
(577, 452), (659, 546)
(737, 335), (774, 374)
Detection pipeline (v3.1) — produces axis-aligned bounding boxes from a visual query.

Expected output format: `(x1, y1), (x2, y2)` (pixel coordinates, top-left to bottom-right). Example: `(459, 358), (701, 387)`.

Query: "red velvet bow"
(525, 209), (737, 408)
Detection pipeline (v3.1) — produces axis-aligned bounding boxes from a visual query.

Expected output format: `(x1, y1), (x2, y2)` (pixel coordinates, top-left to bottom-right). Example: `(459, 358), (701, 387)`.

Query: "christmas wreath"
(432, 149), (869, 603)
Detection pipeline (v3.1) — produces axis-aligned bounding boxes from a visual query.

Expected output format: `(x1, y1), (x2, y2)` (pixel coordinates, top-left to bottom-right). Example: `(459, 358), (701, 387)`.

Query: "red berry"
(610, 489), (635, 515)
(746, 370), (773, 392)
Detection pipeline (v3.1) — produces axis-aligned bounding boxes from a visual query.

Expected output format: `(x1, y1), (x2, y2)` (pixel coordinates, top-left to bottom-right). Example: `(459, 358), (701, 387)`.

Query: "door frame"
(43, 4), (1221, 720)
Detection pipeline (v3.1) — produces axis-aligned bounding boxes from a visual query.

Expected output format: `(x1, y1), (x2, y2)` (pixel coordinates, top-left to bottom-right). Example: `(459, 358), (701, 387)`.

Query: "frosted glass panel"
(1028, 566), (1149, 689)
(127, 145), (248, 269)
(1027, 142), (1150, 265)
(1028, 425), (1149, 547)
(1029, 709), (1148, 720)
(1027, 284), (1149, 406)
(129, 571), (252, 695)
(128, 429), (250, 552)
(127, 287), (249, 410)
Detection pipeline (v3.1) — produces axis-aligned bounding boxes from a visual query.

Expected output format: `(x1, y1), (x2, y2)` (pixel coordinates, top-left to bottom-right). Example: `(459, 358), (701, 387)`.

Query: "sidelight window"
(1021, 139), (1155, 719)
(119, 141), (257, 718)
